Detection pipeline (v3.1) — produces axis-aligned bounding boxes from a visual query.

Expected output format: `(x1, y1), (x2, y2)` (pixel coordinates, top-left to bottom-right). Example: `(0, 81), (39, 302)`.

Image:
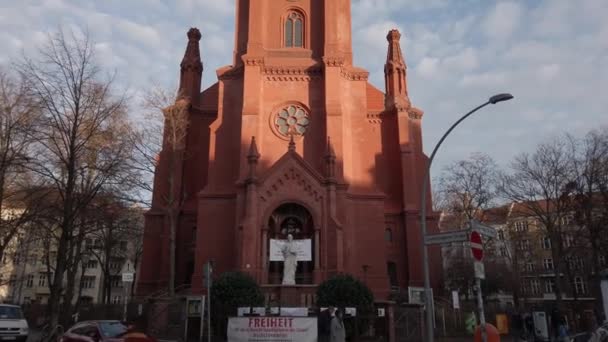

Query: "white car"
(0, 304), (28, 342)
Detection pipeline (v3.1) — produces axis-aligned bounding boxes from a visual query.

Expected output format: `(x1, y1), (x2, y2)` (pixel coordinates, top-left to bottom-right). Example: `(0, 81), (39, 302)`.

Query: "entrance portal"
(267, 203), (314, 284)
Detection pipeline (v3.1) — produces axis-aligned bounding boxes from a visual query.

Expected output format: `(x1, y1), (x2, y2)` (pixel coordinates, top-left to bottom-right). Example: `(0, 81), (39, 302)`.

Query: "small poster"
(238, 307), (251, 317)
(280, 307), (308, 317)
(252, 307), (266, 316)
(345, 307), (357, 317)
(377, 308), (385, 317)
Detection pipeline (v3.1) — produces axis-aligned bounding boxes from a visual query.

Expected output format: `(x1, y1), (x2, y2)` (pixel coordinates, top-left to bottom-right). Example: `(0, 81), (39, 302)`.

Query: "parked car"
(61, 321), (127, 342)
(0, 304), (28, 342)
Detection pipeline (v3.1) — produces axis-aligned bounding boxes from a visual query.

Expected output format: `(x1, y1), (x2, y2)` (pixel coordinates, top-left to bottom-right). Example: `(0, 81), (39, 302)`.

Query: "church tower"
(138, 0), (442, 303)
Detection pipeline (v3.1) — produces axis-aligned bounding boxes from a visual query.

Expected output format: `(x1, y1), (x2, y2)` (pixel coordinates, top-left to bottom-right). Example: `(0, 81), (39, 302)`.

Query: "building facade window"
(543, 258), (554, 270)
(600, 255), (606, 267)
(568, 256), (585, 270)
(387, 262), (398, 289)
(86, 260), (98, 269)
(545, 279), (556, 294)
(499, 247), (508, 257)
(526, 262), (535, 272)
(284, 11), (304, 48)
(273, 105), (310, 138)
(110, 276), (123, 288)
(514, 221), (529, 232)
(530, 279), (541, 295)
(81, 276), (96, 289)
(26, 274), (34, 288)
(542, 236), (552, 250)
(563, 234), (574, 248)
(38, 274), (46, 287)
(498, 231), (505, 240)
(112, 296), (122, 304)
(385, 228), (393, 243)
(574, 277), (587, 295)
(517, 240), (530, 251)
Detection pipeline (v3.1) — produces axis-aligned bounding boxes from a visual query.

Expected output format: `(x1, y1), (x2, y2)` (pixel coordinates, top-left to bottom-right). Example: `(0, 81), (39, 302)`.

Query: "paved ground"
(437, 337), (518, 342)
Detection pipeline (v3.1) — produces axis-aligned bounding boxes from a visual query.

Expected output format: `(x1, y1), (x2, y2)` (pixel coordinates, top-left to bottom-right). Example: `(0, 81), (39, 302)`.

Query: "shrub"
(316, 274), (374, 309)
(211, 272), (264, 311)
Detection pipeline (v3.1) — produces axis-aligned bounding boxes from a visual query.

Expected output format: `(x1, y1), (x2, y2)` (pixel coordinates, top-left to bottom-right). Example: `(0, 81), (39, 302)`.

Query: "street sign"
(425, 230), (469, 245)
(470, 231), (484, 261)
(474, 261), (486, 280)
(471, 221), (498, 239)
(122, 273), (134, 283)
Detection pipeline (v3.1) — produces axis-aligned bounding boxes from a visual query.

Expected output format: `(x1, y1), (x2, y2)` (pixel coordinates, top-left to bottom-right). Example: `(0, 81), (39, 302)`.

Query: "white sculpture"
(281, 234), (298, 285)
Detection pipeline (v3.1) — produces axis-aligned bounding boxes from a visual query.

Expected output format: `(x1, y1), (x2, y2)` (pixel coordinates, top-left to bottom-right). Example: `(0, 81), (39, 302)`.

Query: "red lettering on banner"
(278, 318), (283, 328)
(288, 318), (294, 328)
(261, 318), (266, 328)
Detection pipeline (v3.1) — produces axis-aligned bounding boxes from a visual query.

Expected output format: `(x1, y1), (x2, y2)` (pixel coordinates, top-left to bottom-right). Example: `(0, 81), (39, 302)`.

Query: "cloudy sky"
(0, 0), (606, 175)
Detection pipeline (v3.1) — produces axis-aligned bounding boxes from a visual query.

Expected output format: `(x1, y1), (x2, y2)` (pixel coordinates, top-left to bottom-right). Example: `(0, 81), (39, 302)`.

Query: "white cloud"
(537, 64), (560, 81)
(459, 71), (507, 87)
(416, 57), (440, 78)
(443, 47), (479, 72)
(482, 2), (522, 40)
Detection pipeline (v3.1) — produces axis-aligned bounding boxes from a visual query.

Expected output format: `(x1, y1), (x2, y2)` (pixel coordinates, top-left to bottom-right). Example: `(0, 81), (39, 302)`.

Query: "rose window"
(274, 105), (310, 137)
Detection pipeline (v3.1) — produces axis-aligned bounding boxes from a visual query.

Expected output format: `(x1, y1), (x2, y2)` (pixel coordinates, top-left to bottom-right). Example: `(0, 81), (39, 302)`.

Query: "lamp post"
(420, 93), (513, 342)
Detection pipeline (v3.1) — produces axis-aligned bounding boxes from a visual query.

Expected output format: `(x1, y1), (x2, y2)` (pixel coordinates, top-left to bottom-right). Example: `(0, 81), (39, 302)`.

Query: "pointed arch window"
(285, 11), (304, 48)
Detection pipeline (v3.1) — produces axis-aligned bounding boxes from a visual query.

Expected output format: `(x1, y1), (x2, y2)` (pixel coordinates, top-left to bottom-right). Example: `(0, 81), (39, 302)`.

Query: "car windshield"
(0, 306), (23, 320)
(98, 322), (127, 338)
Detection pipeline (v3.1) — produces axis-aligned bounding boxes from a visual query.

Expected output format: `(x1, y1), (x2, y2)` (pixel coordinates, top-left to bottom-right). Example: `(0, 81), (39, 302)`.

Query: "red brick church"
(138, 0), (442, 301)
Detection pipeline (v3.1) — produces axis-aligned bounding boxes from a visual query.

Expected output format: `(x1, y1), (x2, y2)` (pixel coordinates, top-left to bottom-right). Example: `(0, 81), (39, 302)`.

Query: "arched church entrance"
(267, 203), (314, 285)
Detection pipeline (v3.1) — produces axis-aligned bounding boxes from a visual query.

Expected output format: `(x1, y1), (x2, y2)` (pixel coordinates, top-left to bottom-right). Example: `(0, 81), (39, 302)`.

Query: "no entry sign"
(470, 231), (484, 261)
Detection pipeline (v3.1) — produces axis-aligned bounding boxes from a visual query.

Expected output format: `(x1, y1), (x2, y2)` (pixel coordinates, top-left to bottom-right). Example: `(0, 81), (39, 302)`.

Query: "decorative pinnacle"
(187, 28), (202, 41)
(386, 29), (401, 42)
(247, 136), (260, 162)
(325, 137), (336, 159)
(288, 135), (296, 152)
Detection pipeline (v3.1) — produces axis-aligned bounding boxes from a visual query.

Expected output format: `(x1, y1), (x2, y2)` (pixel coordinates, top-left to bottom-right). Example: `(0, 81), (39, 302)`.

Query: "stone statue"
(281, 234), (298, 285)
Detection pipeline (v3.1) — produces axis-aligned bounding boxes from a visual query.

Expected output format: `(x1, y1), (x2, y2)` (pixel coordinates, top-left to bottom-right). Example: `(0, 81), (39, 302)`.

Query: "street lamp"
(419, 93), (513, 342)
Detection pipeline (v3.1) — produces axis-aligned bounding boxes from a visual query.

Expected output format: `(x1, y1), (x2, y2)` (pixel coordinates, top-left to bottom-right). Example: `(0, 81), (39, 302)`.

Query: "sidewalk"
(437, 337), (516, 342)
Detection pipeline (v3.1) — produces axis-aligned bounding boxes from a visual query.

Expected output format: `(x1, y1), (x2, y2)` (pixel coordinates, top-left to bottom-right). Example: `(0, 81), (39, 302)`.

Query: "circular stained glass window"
(274, 105), (310, 138)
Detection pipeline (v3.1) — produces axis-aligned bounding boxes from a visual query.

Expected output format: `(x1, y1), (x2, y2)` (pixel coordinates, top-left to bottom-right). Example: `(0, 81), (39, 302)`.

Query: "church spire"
(384, 29), (410, 111)
(178, 28), (203, 103)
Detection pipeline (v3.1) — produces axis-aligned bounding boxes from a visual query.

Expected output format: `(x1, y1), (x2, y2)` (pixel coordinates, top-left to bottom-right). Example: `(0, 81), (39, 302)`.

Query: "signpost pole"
(205, 261), (213, 342)
(476, 277), (487, 342)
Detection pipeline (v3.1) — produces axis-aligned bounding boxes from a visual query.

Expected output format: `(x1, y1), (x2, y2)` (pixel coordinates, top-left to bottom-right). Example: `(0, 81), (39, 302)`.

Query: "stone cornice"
(322, 56), (346, 67)
(263, 65), (323, 82)
(217, 66), (243, 80)
(366, 112), (383, 124)
(340, 67), (369, 81)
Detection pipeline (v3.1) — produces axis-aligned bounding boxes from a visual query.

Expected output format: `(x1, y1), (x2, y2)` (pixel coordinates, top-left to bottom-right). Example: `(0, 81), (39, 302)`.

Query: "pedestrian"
(121, 317), (157, 342)
(557, 318), (569, 342)
(318, 307), (333, 342)
(330, 309), (346, 342)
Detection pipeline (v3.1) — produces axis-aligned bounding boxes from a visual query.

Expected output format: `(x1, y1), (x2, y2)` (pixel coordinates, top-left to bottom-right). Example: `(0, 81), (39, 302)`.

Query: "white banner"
(269, 239), (312, 261)
(228, 317), (317, 342)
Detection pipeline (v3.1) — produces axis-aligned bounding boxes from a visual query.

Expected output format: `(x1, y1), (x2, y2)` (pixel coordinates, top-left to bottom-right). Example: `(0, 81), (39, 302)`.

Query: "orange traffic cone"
(474, 324), (500, 342)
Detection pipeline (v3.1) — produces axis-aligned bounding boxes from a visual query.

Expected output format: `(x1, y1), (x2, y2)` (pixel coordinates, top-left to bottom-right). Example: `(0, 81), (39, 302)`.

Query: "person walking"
(330, 309), (346, 342)
(318, 307), (333, 342)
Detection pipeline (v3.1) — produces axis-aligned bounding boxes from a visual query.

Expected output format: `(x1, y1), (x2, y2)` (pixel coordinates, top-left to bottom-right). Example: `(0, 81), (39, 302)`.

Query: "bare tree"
(500, 136), (577, 311)
(136, 86), (189, 296)
(438, 153), (499, 226)
(570, 128), (608, 308)
(86, 196), (142, 304)
(0, 68), (46, 265)
(438, 153), (501, 298)
(17, 29), (134, 327)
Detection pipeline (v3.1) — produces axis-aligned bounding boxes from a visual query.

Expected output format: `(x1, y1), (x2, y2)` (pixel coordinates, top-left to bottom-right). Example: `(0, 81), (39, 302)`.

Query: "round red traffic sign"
(470, 231), (484, 261)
